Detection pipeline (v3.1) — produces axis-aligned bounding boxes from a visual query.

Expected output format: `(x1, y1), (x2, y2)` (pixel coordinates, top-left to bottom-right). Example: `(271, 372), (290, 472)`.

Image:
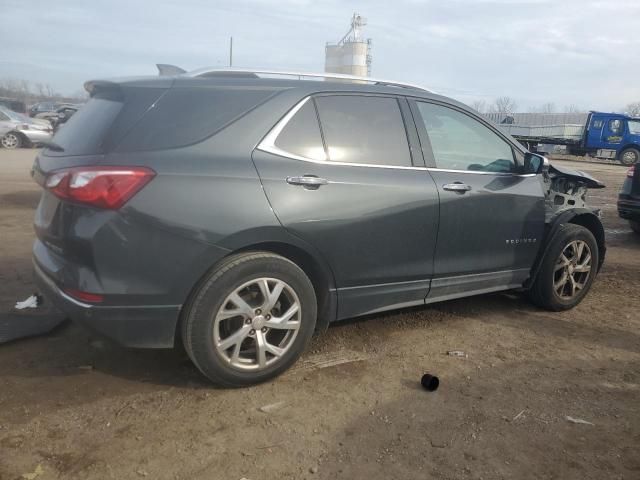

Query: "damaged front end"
(542, 163), (605, 222)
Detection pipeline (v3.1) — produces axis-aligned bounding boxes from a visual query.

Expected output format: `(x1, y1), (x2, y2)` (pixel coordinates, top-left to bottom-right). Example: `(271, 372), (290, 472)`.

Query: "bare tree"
(0, 76), (86, 105)
(469, 100), (487, 113)
(626, 102), (640, 117)
(564, 104), (583, 113)
(540, 102), (556, 113)
(490, 96), (517, 114)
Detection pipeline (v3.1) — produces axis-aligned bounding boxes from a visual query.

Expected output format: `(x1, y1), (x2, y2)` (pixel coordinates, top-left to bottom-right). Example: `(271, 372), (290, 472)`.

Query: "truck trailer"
(485, 111), (640, 166)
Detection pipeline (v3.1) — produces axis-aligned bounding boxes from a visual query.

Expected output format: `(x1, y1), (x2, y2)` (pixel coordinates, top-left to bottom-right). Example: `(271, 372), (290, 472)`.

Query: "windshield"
(0, 106), (26, 122)
(628, 120), (640, 135)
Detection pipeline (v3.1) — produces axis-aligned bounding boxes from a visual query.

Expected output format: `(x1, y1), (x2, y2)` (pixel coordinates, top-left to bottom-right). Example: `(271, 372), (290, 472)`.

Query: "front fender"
(525, 208), (605, 288)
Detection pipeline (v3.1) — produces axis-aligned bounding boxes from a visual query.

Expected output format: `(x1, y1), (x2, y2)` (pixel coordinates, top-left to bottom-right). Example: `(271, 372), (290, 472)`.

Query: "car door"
(601, 117), (625, 149)
(409, 100), (545, 302)
(253, 93), (440, 320)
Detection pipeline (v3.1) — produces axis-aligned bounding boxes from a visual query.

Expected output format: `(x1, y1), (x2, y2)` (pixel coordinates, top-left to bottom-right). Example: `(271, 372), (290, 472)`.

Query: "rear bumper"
(33, 261), (180, 348)
(617, 198), (640, 220)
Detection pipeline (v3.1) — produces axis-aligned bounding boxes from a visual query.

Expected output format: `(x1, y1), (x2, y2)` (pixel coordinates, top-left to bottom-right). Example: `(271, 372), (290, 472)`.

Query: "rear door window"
(314, 95), (412, 167)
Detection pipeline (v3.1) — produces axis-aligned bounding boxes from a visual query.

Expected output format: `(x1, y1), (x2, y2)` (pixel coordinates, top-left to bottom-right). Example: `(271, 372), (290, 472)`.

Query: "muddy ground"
(0, 149), (638, 480)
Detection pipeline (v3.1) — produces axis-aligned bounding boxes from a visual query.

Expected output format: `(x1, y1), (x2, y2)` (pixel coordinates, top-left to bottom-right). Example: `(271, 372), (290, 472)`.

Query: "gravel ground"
(0, 149), (638, 480)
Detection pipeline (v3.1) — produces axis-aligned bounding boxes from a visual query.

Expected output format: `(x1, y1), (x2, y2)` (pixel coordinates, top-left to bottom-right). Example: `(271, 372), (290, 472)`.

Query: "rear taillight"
(45, 166), (155, 209)
(628, 166), (635, 178)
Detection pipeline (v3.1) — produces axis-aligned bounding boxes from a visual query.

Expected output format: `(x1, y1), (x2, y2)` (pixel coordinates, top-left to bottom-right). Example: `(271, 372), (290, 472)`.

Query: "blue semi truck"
(487, 111), (640, 166)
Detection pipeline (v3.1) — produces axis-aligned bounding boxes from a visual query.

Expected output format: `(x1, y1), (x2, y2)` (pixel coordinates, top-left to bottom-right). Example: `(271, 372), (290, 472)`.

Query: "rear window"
(50, 86), (274, 156)
(116, 87), (275, 152)
(51, 87), (163, 156)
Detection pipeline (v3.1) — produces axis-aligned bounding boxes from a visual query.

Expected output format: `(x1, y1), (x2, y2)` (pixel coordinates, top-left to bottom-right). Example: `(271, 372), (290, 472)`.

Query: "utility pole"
(229, 36), (233, 67)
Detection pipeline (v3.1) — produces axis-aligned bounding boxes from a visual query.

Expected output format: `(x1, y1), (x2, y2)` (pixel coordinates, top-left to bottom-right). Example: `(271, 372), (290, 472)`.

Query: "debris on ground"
(2, 294), (67, 344)
(513, 410), (526, 422)
(258, 401), (287, 413)
(430, 439), (447, 448)
(14, 294), (40, 310)
(421, 373), (440, 391)
(447, 350), (468, 358)
(565, 416), (595, 426)
(309, 466), (318, 474)
(21, 465), (44, 480)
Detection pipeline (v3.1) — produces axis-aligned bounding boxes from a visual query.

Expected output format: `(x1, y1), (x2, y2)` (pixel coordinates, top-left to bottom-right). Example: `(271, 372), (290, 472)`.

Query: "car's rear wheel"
(630, 220), (640, 235)
(527, 224), (599, 311)
(619, 148), (639, 166)
(181, 252), (317, 387)
(1, 132), (22, 149)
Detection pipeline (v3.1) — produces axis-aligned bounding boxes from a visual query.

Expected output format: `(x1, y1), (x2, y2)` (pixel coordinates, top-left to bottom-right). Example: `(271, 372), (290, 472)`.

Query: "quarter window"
(0, 112), (9, 121)
(416, 102), (515, 173)
(592, 119), (603, 129)
(274, 100), (325, 161)
(314, 95), (412, 167)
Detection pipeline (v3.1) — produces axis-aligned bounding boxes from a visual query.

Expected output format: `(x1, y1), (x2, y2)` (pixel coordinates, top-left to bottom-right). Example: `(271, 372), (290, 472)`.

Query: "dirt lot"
(0, 149), (638, 480)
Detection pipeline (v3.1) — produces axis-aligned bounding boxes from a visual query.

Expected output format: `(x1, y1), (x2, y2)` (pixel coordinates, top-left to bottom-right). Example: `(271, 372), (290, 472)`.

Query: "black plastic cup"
(421, 374), (439, 392)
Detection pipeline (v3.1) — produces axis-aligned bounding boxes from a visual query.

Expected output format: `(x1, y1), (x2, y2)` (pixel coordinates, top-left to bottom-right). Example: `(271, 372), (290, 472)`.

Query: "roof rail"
(184, 67), (432, 93)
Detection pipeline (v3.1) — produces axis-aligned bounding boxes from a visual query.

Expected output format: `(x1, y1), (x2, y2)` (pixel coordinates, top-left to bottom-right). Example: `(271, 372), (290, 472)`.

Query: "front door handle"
(286, 176), (329, 188)
(443, 182), (472, 193)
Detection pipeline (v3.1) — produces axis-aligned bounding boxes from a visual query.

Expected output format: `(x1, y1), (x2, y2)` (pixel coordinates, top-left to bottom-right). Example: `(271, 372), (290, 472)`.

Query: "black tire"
(630, 220), (640, 235)
(619, 147), (639, 166)
(527, 224), (599, 311)
(181, 252), (317, 387)
(1, 132), (23, 149)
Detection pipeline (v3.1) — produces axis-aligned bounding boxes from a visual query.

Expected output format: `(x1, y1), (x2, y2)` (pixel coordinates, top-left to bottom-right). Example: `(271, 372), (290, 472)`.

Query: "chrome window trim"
(257, 97), (539, 177)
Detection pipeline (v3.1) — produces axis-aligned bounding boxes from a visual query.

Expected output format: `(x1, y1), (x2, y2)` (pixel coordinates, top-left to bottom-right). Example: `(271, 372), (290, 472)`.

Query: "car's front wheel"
(630, 220), (640, 235)
(181, 252), (317, 387)
(527, 224), (599, 311)
(1, 132), (22, 149)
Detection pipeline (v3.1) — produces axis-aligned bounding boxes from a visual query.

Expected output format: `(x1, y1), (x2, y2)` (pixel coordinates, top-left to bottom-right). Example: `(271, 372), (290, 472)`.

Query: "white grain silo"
(325, 13), (372, 77)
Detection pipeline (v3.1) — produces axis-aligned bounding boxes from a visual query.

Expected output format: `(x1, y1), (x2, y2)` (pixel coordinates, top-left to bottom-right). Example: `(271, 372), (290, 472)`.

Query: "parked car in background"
(0, 106), (53, 149)
(618, 165), (640, 234)
(32, 69), (606, 386)
(51, 104), (81, 131)
(29, 101), (59, 118)
(0, 97), (27, 114)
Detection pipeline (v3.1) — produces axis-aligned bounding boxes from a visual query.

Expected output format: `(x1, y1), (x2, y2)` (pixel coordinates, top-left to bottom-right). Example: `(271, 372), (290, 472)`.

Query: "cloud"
(1, 0), (638, 110)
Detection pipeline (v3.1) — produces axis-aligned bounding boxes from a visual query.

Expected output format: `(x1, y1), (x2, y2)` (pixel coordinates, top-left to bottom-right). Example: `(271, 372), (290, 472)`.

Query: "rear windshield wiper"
(40, 141), (65, 152)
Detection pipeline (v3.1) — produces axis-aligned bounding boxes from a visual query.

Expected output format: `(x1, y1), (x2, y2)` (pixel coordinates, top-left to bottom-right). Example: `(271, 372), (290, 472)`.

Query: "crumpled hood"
(549, 163), (605, 189)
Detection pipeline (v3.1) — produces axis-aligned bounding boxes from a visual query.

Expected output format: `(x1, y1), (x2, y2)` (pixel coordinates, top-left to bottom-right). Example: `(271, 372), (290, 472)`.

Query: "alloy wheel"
(213, 277), (301, 371)
(553, 240), (592, 299)
(1, 133), (19, 149)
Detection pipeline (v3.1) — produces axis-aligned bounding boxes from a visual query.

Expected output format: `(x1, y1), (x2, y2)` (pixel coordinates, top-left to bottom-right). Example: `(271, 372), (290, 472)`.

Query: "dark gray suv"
(32, 69), (606, 386)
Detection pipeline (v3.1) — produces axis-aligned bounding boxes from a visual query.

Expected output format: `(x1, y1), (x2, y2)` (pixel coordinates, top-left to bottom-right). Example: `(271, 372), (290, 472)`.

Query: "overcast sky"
(2, 0), (639, 111)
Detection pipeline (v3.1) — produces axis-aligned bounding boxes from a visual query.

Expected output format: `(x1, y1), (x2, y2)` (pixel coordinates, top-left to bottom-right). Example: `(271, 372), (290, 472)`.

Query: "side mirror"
(523, 152), (548, 174)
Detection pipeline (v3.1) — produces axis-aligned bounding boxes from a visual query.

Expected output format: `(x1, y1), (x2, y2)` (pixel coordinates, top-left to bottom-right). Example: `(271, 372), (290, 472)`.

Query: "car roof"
(84, 73), (472, 113)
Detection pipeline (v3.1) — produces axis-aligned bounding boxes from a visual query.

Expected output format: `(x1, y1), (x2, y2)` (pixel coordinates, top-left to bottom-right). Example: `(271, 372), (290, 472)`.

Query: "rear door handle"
(286, 176), (329, 188)
(443, 182), (472, 193)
